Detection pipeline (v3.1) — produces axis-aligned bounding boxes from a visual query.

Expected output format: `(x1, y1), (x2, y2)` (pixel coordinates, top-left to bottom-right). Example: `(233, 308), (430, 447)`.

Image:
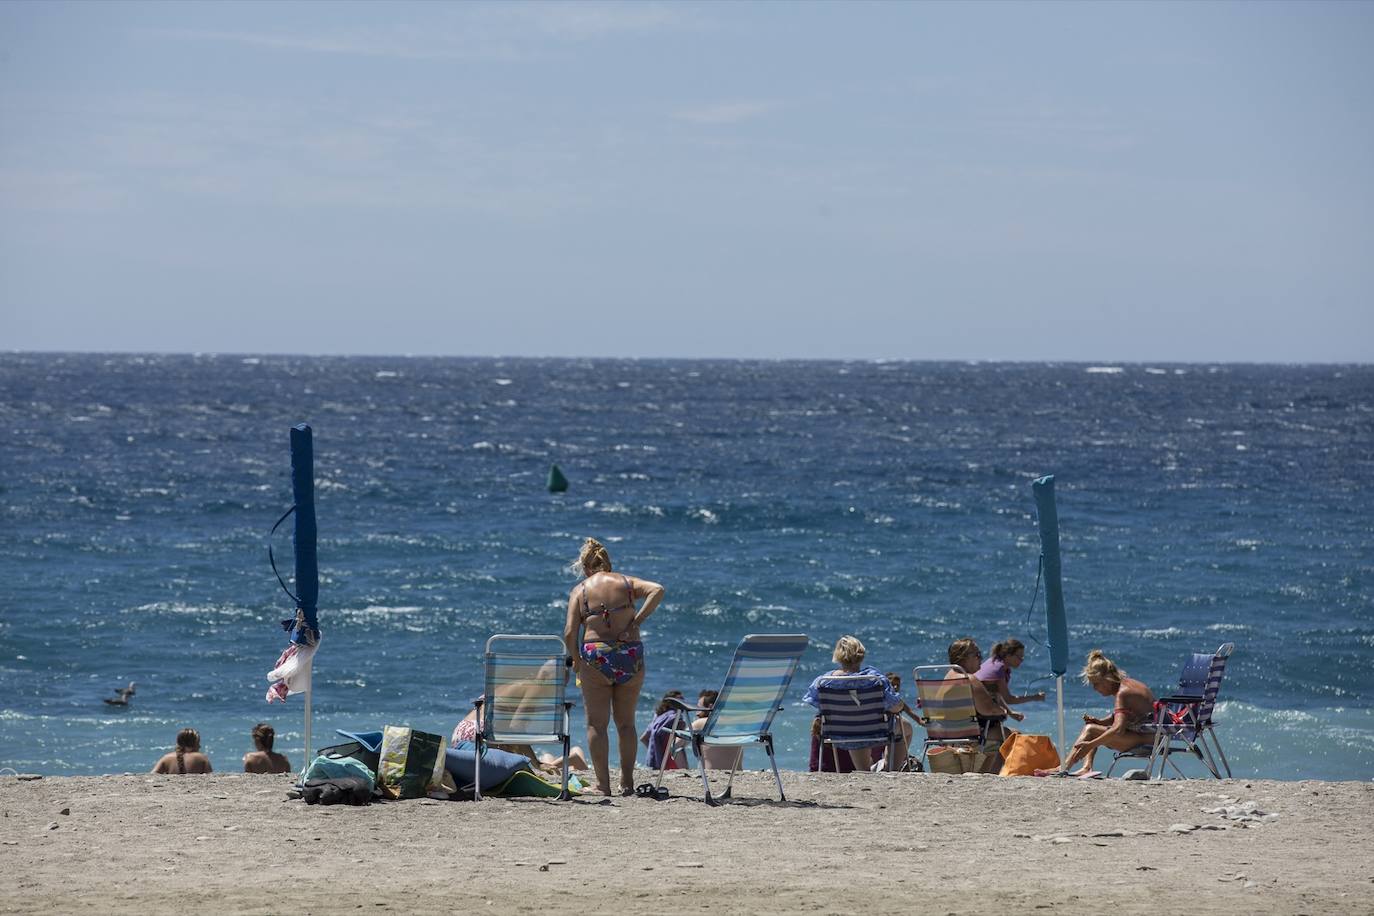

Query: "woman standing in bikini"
(563, 537), (664, 796)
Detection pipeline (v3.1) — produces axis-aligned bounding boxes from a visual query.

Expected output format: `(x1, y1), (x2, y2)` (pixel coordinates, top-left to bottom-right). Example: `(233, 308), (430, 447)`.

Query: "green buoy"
(547, 464), (569, 493)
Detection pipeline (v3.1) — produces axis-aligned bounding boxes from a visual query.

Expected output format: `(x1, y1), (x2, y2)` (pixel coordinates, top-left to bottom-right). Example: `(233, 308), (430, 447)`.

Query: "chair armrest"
(665, 697), (707, 714)
(1158, 695), (1203, 705)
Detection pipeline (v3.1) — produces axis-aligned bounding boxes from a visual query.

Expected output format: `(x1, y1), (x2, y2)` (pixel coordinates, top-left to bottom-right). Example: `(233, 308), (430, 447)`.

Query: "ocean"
(1, 354), (1370, 781)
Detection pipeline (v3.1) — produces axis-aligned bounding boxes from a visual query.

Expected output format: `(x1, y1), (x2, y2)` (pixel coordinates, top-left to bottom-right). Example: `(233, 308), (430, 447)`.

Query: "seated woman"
(151, 728), (212, 775)
(945, 638), (1022, 747)
(242, 722), (291, 774)
(1049, 649), (1156, 776)
(803, 635), (904, 770)
(975, 639), (1047, 710)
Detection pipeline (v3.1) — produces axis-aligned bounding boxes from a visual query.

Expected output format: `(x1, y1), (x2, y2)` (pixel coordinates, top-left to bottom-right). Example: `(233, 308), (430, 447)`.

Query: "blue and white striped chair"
(1109, 643), (1235, 779)
(474, 634), (574, 800)
(651, 634), (809, 805)
(813, 674), (900, 772)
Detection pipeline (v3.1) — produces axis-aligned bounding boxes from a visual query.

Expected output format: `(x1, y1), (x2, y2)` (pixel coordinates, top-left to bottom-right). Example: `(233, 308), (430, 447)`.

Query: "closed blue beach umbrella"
(1032, 475), (1069, 754)
(265, 424), (323, 776)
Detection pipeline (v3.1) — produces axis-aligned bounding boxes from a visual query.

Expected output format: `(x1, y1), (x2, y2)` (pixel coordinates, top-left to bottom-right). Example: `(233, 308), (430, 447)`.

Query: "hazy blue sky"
(2, 1), (1371, 360)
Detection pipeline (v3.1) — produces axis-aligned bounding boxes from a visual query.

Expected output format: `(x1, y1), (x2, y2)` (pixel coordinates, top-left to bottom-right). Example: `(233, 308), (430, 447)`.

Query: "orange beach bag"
(997, 733), (1060, 776)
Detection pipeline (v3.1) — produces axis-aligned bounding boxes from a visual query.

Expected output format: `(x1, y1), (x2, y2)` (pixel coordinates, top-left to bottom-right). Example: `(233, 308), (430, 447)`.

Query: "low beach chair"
(474, 634), (574, 801)
(913, 665), (989, 769)
(651, 633), (809, 806)
(1107, 643), (1235, 780)
(812, 674), (900, 772)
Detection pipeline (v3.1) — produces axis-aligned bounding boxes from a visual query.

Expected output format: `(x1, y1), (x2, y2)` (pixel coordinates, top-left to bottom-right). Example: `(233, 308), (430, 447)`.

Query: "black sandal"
(634, 783), (669, 800)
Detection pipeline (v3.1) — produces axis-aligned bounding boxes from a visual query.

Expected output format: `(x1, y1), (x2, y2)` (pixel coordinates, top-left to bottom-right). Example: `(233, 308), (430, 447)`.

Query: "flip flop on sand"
(1032, 768), (1071, 778)
(1076, 770), (1104, 780)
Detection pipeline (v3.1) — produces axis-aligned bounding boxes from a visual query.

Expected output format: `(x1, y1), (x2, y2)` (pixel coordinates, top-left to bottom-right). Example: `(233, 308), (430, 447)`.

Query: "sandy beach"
(2, 769), (1369, 914)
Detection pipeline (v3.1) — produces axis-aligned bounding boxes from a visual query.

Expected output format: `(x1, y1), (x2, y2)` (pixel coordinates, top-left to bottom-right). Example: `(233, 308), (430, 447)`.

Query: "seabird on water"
(103, 682), (137, 706)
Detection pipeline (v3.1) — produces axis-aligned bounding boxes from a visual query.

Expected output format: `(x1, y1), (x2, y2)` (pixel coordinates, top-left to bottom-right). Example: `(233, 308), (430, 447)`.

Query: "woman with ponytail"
(563, 537), (665, 796)
(1047, 650), (1155, 776)
(152, 728), (212, 775)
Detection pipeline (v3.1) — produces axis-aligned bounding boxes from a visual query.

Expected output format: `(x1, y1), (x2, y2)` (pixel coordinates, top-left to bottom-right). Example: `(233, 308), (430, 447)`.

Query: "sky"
(1, 1), (1371, 361)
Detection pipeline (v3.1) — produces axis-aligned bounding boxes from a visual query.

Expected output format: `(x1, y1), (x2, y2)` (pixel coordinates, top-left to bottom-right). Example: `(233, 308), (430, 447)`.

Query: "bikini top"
(580, 574), (635, 623)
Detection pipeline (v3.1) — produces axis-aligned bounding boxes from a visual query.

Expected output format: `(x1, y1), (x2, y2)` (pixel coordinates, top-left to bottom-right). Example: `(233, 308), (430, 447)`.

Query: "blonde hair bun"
(576, 537), (612, 576)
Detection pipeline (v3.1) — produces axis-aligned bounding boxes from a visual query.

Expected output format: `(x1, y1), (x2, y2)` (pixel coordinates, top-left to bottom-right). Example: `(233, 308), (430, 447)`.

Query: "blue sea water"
(1, 354), (1371, 781)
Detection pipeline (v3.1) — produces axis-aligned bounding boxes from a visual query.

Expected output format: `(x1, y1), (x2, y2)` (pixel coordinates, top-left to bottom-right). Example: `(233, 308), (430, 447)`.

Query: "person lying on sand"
(452, 699), (588, 775)
(242, 723), (291, 774)
(1046, 649), (1155, 777)
(152, 728), (212, 775)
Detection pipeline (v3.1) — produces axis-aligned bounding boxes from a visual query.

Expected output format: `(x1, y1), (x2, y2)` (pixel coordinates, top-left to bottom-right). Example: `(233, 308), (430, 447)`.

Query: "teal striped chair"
(651, 634), (809, 806)
(474, 634), (573, 800)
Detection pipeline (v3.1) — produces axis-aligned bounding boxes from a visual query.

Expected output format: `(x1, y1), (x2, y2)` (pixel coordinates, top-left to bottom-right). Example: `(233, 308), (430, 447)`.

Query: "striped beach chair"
(1112, 643), (1235, 779)
(913, 665), (989, 769)
(813, 674), (900, 772)
(474, 634), (574, 800)
(651, 634), (809, 806)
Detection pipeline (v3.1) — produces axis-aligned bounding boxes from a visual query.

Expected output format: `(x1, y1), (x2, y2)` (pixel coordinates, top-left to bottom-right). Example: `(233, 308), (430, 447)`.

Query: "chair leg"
(694, 732), (718, 806)
(765, 735), (785, 802)
(1195, 735), (1222, 779)
(653, 711), (685, 792)
(559, 702), (573, 800)
(559, 733), (571, 800)
(720, 756), (737, 801)
(1206, 728), (1233, 778)
(473, 735), (485, 802)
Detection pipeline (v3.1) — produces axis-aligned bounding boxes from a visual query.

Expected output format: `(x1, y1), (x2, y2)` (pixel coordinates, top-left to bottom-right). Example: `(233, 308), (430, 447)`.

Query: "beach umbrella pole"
(1032, 475), (1070, 757)
(1056, 675), (1065, 756)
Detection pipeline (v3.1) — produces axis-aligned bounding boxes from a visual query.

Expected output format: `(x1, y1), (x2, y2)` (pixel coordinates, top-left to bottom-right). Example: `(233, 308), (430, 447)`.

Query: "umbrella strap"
(267, 505), (299, 605)
(1020, 554), (1057, 687)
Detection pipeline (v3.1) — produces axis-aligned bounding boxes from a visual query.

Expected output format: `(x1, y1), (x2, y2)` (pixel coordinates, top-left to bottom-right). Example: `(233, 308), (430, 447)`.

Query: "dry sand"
(2, 769), (1370, 914)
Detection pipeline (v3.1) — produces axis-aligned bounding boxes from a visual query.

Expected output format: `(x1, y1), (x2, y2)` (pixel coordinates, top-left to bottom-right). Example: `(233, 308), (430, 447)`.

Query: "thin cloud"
(675, 100), (781, 126)
(133, 25), (520, 61)
(133, 4), (693, 61)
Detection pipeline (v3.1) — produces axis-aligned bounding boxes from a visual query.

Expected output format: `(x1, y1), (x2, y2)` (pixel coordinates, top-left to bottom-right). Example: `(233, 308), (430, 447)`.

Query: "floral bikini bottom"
(580, 640), (645, 686)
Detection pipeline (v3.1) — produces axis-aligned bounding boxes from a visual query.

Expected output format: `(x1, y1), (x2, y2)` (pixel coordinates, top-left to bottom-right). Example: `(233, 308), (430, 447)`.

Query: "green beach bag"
(377, 726), (447, 799)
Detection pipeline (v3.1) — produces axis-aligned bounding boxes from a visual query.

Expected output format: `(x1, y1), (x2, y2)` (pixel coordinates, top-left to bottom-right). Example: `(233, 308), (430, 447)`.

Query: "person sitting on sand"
(803, 636), (905, 770)
(975, 639), (1047, 710)
(1048, 649), (1156, 777)
(152, 728), (212, 775)
(242, 723), (291, 774)
(641, 690), (688, 770)
(946, 637), (1022, 746)
(691, 689), (744, 771)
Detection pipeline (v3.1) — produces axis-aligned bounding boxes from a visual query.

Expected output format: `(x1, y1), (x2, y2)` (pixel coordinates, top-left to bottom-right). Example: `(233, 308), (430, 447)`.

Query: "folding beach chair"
(812, 674), (900, 772)
(474, 634), (574, 801)
(1107, 643), (1235, 780)
(913, 665), (990, 769)
(651, 634), (809, 806)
